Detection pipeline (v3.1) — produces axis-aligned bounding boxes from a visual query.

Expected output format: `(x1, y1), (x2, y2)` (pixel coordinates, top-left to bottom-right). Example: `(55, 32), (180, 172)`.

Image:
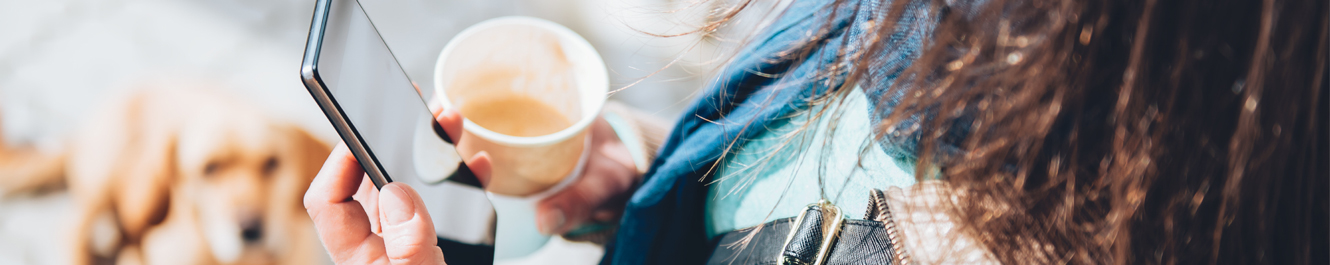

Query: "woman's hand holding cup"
(429, 103), (640, 237)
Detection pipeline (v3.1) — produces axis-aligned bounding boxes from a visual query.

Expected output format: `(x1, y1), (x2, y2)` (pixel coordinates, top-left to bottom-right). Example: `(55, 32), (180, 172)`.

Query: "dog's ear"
(112, 122), (177, 241)
(282, 125), (331, 209)
(290, 126), (331, 183)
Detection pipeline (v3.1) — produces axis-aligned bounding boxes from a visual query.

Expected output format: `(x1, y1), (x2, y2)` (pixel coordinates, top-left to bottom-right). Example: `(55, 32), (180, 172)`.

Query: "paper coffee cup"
(434, 16), (607, 197)
(433, 16), (608, 260)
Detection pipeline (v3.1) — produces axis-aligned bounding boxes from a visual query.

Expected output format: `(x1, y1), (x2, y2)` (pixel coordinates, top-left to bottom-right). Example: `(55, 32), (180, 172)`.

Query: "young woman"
(303, 0), (1327, 264)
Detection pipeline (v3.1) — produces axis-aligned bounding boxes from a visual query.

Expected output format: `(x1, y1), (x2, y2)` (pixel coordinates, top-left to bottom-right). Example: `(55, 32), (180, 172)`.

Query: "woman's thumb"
(378, 183), (448, 265)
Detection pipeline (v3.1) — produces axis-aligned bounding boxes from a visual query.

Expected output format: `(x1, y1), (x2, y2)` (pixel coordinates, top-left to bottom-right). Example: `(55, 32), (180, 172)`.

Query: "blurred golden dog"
(1, 85), (331, 265)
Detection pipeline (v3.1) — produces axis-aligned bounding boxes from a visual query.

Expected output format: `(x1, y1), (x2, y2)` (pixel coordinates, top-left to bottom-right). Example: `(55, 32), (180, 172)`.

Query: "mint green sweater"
(705, 87), (917, 238)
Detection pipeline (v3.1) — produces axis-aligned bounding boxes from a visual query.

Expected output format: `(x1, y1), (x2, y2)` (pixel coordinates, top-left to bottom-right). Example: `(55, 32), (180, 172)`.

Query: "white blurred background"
(0, 0), (786, 264)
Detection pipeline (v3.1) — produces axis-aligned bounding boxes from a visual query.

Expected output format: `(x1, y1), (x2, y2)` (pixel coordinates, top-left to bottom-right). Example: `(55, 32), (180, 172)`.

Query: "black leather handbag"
(706, 189), (911, 265)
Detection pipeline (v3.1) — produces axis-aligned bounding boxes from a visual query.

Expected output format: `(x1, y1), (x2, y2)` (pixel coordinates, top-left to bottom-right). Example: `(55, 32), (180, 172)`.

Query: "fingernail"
(537, 208), (565, 235)
(381, 184), (416, 225)
(593, 210), (617, 222)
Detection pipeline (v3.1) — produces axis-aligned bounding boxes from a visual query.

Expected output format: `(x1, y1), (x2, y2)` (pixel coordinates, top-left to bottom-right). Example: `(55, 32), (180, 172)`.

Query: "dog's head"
(168, 92), (330, 264)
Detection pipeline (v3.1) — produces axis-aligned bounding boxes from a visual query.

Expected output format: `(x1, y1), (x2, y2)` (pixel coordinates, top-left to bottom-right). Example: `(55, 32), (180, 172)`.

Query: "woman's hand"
(303, 143), (449, 265)
(303, 101), (487, 265)
(531, 114), (640, 235)
(429, 105), (641, 236)
(304, 104), (497, 265)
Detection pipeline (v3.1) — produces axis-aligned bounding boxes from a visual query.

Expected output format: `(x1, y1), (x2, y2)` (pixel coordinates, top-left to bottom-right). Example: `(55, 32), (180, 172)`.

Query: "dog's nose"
(240, 218), (263, 243)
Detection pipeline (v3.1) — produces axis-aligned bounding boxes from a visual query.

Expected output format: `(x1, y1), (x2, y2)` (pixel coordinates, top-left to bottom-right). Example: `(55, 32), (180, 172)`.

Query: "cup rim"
(433, 16), (608, 147)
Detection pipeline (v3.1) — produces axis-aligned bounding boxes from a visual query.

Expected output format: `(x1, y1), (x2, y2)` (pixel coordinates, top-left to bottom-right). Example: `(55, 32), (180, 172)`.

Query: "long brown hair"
(695, 0), (1325, 263)
(855, 0), (1328, 263)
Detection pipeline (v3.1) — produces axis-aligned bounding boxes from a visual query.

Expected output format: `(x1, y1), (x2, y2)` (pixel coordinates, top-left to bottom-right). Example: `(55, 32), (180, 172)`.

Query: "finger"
(378, 183), (448, 265)
(433, 108), (464, 143)
(304, 143), (383, 262)
(465, 151), (494, 187)
(306, 143), (364, 206)
(354, 175), (382, 234)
